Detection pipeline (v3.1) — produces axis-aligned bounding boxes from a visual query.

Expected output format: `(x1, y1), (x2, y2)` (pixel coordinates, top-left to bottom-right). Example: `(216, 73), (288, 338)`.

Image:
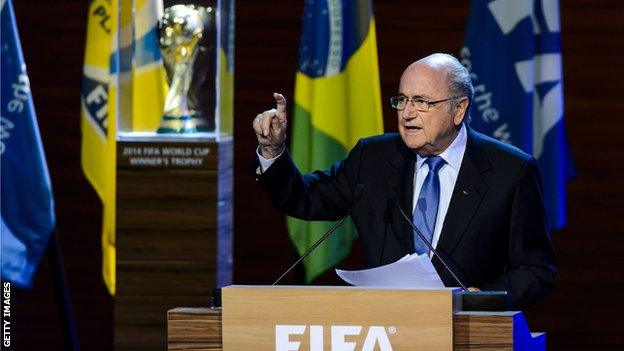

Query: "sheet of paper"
(335, 253), (444, 288)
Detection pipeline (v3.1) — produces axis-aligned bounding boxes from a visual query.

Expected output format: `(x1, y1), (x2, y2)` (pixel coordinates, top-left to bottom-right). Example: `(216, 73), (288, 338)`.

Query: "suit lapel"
(437, 127), (491, 256)
(386, 137), (415, 253)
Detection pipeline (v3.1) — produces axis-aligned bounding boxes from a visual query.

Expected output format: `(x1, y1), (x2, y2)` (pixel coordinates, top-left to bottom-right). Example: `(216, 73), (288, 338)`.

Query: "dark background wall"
(9, 0), (624, 349)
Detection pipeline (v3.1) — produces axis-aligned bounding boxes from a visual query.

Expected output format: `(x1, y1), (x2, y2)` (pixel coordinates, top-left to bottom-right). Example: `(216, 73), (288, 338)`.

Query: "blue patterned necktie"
(413, 156), (446, 255)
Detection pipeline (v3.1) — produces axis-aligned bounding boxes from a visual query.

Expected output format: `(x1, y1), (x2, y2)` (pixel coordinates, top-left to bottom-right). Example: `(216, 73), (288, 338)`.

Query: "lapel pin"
(462, 190), (469, 195)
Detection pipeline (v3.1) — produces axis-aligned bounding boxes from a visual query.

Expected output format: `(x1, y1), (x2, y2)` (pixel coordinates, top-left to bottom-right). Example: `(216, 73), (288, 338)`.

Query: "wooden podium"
(167, 285), (546, 350)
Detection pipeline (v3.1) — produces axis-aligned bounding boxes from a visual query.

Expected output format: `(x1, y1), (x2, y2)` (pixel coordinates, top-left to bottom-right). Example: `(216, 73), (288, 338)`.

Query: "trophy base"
(192, 116), (214, 132)
(157, 115), (197, 134)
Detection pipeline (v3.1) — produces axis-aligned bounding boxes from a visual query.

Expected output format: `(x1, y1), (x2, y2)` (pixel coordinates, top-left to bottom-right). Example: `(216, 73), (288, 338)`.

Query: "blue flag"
(1, 0), (56, 288)
(461, 0), (574, 230)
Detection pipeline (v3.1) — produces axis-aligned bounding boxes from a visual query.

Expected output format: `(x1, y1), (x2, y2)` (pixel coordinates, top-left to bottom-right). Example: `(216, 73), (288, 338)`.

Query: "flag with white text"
(461, 0), (574, 229)
(1, 0), (56, 288)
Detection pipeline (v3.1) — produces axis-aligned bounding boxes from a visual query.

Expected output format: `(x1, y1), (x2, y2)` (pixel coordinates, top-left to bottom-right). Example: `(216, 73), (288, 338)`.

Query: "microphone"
(272, 184), (365, 285)
(392, 198), (508, 311)
(392, 198), (469, 292)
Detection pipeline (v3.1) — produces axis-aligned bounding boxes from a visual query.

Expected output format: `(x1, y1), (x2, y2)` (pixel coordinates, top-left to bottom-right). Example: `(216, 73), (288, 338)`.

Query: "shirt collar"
(416, 123), (468, 172)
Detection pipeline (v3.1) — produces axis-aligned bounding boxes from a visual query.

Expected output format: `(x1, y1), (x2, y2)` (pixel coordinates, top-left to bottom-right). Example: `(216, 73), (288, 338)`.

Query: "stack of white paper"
(335, 253), (444, 288)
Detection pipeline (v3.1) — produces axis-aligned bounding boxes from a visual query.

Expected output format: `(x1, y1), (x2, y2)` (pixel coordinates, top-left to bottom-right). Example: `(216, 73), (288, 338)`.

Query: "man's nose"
(401, 102), (418, 119)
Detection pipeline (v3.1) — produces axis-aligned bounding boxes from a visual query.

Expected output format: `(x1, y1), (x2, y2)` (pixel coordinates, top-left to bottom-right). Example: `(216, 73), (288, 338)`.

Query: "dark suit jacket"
(253, 127), (556, 309)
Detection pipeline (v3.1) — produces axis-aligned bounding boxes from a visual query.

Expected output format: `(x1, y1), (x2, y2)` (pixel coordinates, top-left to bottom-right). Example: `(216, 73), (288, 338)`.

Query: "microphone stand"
(272, 215), (350, 285)
(272, 184), (365, 286)
(393, 198), (508, 311)
(394, 198), (469, 292)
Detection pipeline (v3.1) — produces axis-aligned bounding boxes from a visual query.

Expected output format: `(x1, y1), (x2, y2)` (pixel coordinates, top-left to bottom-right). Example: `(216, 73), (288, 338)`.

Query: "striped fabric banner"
(130, 0), (166, 131)
(81, 0), (165, 295)
(289, 0), (384, 283)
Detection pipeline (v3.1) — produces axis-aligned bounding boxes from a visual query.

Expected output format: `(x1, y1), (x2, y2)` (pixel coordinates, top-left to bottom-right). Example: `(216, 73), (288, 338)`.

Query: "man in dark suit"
(252, 53), (556, 310)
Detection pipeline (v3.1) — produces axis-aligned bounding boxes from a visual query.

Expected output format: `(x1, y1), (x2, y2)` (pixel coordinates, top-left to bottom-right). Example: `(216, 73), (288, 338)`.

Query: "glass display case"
(116, 0), (234, 140)
(112, 2), (235, 349)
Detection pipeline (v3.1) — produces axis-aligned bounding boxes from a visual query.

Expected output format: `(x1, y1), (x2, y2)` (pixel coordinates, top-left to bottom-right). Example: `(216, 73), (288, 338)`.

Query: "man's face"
(397, 63), (465, 156)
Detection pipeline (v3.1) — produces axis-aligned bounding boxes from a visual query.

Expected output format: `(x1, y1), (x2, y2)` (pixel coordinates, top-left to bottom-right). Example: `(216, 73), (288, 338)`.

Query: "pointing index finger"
(273, 92), (287, 121)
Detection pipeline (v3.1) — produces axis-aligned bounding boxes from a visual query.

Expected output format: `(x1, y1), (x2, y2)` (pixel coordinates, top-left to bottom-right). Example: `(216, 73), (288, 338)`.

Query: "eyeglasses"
(390, 95), (465, 112)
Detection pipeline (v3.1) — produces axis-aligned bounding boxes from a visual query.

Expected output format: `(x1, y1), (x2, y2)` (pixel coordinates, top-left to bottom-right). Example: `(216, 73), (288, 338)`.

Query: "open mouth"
(405, 125), (422, 131)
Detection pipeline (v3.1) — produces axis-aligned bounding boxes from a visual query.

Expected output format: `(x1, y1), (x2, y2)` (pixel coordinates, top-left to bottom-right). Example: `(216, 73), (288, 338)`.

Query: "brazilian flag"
(289, 0), (384, 283)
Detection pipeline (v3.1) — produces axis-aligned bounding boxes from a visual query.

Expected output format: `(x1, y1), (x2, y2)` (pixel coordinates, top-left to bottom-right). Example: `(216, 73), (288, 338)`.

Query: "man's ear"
(453, 98), (469, 126)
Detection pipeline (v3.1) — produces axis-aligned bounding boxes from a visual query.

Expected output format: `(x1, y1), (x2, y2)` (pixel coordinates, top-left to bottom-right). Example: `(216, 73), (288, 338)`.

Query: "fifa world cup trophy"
(157, 5), (204, 134)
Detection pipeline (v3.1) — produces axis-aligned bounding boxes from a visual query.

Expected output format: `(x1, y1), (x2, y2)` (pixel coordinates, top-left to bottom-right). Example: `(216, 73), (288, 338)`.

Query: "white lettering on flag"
(325, 0), (343, 76)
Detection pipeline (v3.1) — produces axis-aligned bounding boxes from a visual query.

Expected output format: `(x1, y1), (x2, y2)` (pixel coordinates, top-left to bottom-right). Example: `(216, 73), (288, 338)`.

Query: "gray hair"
(419, 53), (474, 123)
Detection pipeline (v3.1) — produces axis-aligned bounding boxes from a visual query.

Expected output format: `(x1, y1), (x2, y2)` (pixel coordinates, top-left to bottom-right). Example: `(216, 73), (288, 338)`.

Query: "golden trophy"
(157, 4), (205, 134)
(188, 5), (216, 132)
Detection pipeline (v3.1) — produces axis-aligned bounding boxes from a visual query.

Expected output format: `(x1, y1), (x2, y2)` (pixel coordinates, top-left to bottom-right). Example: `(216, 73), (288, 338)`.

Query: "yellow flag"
(81, 0), (117, 295)
(81, 0), (165, 295)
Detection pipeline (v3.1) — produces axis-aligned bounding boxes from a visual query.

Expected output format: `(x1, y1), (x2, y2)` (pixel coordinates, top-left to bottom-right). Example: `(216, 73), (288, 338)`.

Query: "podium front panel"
(222, 285), (460, 350)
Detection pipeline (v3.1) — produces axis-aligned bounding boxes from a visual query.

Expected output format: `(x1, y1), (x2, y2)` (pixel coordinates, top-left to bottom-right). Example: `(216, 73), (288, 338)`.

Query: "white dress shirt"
(256, 147), (284, 173)
(413, 123), (467, 256)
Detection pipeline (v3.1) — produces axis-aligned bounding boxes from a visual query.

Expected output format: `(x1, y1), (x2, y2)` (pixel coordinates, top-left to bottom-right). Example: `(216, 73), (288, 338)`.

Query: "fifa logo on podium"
(275, 324), (395, 351)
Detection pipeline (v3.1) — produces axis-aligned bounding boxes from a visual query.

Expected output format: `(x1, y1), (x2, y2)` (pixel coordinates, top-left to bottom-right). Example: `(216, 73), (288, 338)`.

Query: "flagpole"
(47, 231), (80, 350)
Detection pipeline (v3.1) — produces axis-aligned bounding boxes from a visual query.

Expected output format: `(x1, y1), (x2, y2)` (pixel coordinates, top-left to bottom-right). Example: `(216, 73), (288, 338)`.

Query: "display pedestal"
(114, 137), (233, 350)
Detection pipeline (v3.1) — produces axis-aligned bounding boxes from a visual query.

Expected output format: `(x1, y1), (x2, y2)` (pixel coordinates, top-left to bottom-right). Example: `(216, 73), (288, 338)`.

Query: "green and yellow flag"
(81, 0), (165, 294)
(289, 0), (384, 282)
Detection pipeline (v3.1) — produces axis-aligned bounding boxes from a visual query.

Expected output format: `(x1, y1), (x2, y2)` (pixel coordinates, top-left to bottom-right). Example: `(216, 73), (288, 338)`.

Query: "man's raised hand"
(253, 93), (288, 158)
